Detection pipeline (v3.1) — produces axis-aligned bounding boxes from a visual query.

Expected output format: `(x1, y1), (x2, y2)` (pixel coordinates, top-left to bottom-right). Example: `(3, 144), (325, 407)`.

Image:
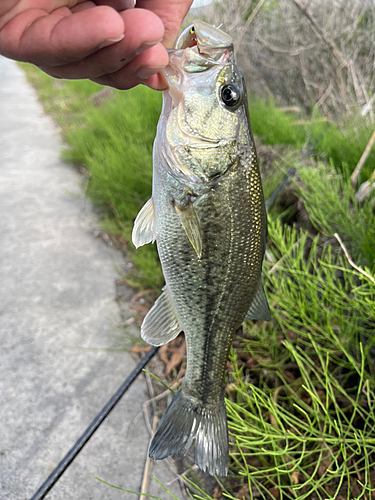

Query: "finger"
(136, 0), (193, 48)
(0, 0), (87, 25)
(38, 8), (165, 79)
(91, 42), (168, 90)
(144, 73), (168, 91)
(0, 5), (125, 64)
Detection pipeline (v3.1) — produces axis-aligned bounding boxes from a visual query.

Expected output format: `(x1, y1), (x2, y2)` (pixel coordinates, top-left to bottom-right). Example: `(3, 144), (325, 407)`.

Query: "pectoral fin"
(175, 204), (202, 259)
(132, 198), (156, 248)
(141, 286), (182, 346)
(244, 279), (271, 322)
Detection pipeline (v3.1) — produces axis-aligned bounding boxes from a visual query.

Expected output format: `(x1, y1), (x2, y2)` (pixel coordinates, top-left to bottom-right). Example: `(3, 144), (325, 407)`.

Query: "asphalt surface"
(0, 57), (180, 500)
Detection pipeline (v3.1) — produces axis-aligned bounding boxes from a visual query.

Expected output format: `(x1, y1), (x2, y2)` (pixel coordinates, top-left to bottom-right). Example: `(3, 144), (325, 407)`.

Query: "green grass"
(22, 64), (375, 499)
(63, 86), (159, 223)
(249, 99), (306, 146)
(296, 162), (375, 271)
(249, 99), (375, 184)
(61, 85), (164, 290)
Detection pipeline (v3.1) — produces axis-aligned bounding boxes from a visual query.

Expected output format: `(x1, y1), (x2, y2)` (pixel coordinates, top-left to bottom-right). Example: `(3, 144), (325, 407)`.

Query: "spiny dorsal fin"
(175, 204), (202, 259)
(141, 286), (182, 346)
(244, 279), (271, 322)
(132, 198), (156, 248)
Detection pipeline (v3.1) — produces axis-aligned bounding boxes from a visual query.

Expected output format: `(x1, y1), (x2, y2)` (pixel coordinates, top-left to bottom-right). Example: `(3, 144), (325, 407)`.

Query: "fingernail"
(136, 66), (165, 80)
(98, 34), (125, 49)
(135, 39), (163, 55)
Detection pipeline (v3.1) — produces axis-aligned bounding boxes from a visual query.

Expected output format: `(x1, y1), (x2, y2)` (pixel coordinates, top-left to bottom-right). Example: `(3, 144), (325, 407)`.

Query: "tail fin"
(149, 387), (229, 476)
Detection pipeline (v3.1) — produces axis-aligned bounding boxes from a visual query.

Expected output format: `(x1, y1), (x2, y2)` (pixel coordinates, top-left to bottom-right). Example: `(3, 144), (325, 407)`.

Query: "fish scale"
(132, 20), (270, 476)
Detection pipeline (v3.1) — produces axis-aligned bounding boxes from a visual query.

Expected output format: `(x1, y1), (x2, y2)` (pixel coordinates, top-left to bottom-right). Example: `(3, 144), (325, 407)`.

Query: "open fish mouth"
(175, 20), (233, 53)
(156, 20), (241, 185)
(161, 21), (234, 109)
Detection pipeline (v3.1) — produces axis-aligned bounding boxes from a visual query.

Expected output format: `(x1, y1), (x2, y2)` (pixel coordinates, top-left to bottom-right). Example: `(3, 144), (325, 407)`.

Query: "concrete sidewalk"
(0, 57), (179, 500)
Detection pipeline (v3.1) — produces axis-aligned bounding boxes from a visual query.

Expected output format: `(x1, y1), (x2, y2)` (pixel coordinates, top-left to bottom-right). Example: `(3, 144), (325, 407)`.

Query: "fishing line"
(29, 345), (159, 500)
(265, 167), (296, 210)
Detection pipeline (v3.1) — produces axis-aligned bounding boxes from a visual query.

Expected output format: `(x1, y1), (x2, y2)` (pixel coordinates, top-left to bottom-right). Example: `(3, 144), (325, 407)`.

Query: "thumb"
(135, 0), (194, 48)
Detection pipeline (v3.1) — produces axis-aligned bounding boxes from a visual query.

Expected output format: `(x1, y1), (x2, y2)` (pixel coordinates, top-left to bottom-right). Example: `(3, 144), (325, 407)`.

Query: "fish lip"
(193, 20), (233, 52)
(163, 19), (233, 87)
(175, 20), (233, 52)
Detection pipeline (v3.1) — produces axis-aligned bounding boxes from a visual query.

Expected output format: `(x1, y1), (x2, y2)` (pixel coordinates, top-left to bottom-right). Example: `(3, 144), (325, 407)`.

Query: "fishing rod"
(265, 119), (333, 210)
(30, 345), (159, 500)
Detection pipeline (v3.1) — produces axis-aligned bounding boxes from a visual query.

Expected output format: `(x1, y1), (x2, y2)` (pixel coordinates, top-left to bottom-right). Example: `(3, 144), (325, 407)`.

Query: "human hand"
(0, 0), (193, 90)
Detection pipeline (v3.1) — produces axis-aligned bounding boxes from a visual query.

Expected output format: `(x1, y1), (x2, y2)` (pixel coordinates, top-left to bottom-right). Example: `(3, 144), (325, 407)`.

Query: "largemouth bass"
(132, 21), (270, 477)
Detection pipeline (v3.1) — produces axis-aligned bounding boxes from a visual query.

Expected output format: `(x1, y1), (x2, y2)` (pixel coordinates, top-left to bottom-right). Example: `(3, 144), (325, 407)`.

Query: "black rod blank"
(30, 345), (159, 500)
(265, 167), (296, 210)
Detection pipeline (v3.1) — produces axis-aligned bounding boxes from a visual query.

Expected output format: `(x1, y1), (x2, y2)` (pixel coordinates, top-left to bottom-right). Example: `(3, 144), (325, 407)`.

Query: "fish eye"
(221, 84), (241, 108)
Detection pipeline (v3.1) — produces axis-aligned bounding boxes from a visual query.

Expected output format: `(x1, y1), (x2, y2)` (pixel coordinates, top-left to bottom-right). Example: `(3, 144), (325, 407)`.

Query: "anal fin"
(244, 279), (271, 322)
(141, 286), (182, 346)
(132, 198), (156, 248)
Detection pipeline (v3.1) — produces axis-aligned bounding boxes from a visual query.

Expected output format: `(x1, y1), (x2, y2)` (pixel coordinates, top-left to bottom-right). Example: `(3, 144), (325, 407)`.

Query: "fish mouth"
(175, 20), (233, 53)
(158, 21), (237, 165)
(161, 21), (233, 107)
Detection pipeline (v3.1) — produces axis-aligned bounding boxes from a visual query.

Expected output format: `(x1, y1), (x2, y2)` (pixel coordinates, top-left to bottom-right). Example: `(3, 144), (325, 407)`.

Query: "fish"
(132, 20), (270, 477)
